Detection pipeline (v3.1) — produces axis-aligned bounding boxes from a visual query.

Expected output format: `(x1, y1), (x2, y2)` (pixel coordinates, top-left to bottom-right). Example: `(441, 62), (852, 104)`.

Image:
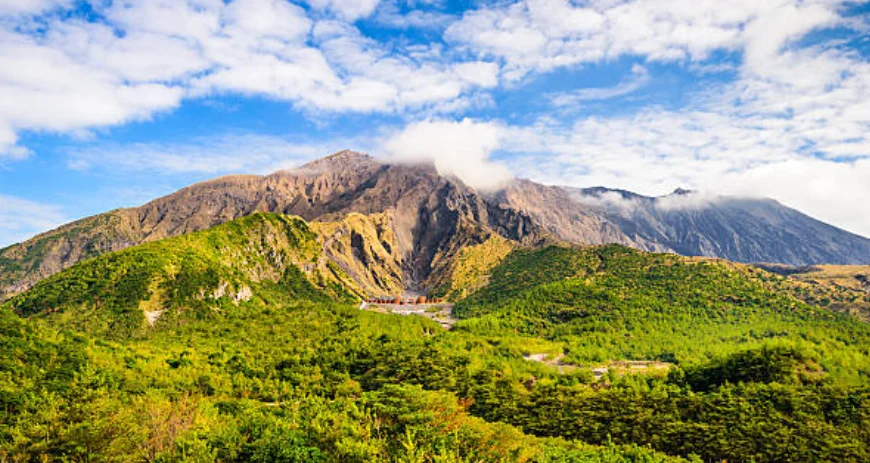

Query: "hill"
(2, 212), (442, 338)
(454, 244), (870, 382)
(753, 263), (870, 321)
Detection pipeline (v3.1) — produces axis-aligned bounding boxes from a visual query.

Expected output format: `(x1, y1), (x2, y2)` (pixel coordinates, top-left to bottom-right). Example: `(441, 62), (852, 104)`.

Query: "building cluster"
(366, 295), (444, 305)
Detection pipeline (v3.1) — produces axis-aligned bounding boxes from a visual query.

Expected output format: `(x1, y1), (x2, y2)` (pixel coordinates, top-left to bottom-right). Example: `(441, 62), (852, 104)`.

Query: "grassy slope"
(771, 264), (870, 321)
(3, 213), (355, 338)
(436, 234), (515, 300)
(454, 245), (870, 383)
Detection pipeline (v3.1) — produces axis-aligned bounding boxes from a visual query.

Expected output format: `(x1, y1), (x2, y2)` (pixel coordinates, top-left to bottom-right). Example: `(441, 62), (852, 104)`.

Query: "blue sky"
(1, 0), (869, 247)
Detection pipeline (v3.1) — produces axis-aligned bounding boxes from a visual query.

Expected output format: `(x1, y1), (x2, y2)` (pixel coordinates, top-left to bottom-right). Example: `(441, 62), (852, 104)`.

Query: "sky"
(1, 0), (870, 248)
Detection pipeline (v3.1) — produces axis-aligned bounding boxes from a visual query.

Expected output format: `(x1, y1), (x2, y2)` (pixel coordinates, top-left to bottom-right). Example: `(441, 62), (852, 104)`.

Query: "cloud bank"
(0, 0), (496, 159)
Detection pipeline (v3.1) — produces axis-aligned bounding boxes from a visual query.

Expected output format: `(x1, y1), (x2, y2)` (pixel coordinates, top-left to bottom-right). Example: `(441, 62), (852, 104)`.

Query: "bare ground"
(360, 302), (456, 329)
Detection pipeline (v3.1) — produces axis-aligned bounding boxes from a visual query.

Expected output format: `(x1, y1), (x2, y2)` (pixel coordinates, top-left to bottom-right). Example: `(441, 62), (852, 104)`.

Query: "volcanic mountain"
(1, 150), (868, 300)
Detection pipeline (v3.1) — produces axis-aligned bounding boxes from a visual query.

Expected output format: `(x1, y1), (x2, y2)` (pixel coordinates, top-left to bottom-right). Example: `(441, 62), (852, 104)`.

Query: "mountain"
(493, 182), (870, 265)
(0, 151), (548, 301)
(564, 186), (870, 265)
(2, 150), (869, 301)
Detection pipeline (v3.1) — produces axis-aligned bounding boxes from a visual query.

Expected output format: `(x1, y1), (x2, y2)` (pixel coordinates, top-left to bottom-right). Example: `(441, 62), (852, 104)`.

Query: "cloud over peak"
(383, 118), (512, 191)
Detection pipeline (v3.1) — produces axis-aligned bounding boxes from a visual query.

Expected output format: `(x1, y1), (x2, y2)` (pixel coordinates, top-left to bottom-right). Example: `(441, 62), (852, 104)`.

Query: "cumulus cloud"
(0, 25), (185, 158)
(383, 119), (512, 190)
(445, 0), (844, 80)
(0, 0), (69, 16)
(0, 0), (496, 158)
(0, 194), (66, 248)
(306, 0), (381, 21)
(373, 1), (455, 30)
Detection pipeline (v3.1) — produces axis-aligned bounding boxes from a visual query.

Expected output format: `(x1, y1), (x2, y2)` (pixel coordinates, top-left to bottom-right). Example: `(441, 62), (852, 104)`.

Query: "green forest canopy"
(3, 214), (870, 462)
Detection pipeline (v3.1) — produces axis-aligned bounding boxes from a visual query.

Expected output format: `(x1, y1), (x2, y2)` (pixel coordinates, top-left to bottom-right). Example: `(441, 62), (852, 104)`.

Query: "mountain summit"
(1, 151), (868, 300)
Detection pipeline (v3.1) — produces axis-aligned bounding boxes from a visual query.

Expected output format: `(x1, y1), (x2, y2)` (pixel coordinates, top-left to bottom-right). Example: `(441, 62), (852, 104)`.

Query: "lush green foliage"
(3, 220), (870, 462)
(1, 300), (688, 462)
(6, 213), (353, 338)
(454, 245), (870, 383)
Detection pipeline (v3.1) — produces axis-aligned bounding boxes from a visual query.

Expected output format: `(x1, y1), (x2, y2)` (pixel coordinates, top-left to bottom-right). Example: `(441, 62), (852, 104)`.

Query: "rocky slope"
(0, 151), (550, 300)
(565, 187), (870, 265)
(2, 150), (869, 300)
(3, 212), (428, 337)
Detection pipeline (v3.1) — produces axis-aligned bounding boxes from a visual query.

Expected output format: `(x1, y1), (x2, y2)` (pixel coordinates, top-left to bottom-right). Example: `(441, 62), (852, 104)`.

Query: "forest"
(3, 214), (870, 462)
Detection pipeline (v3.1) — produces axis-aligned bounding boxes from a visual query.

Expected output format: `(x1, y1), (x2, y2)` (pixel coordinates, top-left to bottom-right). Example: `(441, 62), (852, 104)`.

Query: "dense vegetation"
(454, 245), (870, 383)
(6, 214), (355, 338)
(3, 216), (870, 462)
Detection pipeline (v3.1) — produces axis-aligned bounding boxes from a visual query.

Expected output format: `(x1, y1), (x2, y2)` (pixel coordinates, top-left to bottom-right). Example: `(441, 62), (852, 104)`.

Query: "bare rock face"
(0, 151), (551, 300)
(2, 150), (870, 301)
(491, 180), (669, 253)
(568, 187), (870, 266)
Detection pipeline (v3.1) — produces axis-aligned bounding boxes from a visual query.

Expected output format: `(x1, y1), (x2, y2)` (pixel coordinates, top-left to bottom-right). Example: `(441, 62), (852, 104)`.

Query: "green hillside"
(454, 245), (870, 382)
(5, 213), (356, 338)
(3, 216), (870, 462)
(0, 278), (682, 462)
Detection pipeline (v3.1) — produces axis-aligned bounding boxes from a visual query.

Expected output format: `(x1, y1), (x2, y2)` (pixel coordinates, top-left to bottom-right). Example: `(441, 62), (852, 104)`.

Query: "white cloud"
(225, 0), (312, 40)
(445, 0), (845, 80)
(383, 118), (512, 190)
(0, 0), (69, 16)
(373, 1), (455, 30)
(453, 61), (499, 88)
(550, 64), (650, 106)
(306, 0), (382, 21)
(66, 134), (367, 175)
(0, 0), (496, 158)
(0, 194), (66, 248)
(0, 26), (185, 157)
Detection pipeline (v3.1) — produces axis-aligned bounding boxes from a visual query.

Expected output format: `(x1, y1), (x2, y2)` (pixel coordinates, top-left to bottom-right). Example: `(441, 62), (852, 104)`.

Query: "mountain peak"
(294, 150), (378, 173)
(318, 149), (373, 164)
(670, 188), (694, 196)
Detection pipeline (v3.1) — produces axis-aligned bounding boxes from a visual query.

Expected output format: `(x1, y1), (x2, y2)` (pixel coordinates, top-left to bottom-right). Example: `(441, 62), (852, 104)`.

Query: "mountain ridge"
(2, 150), (869, 300)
